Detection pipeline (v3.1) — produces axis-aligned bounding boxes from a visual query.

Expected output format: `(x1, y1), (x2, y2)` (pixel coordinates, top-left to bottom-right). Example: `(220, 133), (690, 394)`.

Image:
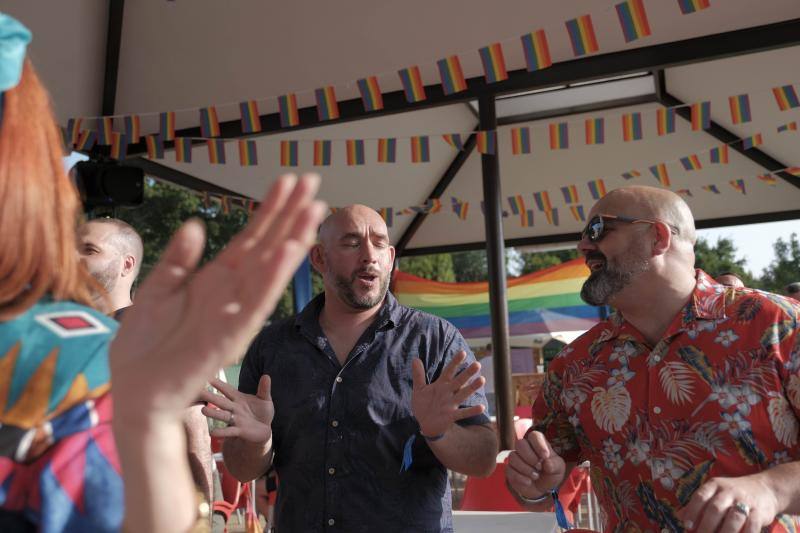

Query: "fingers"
(256, 375), (272, 402)
(506, 453), (536, 488)
(719, 504), (750, 533)
(452, 404), (485, 421)
(695, 491), (732, 533)
(256, 174), (321, 256)
(198, 389), (235, 411)
(679, 480), (719, 529)
(411, 358), (427, 391)
(453, 375), (485, 405)
(210, 426), (242, 439)
(202, 405), (233, 423)
(209, 378), (239, 399)
(515, 434), (548, 470)
(137, 219), (206, 302)
(451, 361), (481, 390)
(441, 351), (468, 382)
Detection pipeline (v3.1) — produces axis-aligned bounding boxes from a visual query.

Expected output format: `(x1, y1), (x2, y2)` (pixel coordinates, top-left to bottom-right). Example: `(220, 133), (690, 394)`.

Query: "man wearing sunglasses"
(507, 185), (800, 532)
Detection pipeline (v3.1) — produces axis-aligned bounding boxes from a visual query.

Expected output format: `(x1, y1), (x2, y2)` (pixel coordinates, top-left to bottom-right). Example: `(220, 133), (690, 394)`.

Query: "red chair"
(211, 437), (251, 532)
(460, 460), (526, 511)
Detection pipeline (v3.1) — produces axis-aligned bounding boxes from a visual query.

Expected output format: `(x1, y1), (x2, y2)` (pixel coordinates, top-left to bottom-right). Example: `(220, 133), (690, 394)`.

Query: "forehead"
(330, 210), (387, 236)
(79, 222), (116, 243)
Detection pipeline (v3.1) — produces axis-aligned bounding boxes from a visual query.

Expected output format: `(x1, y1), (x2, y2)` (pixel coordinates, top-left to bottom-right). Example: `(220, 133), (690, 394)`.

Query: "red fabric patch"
(51, 316), (93, 330)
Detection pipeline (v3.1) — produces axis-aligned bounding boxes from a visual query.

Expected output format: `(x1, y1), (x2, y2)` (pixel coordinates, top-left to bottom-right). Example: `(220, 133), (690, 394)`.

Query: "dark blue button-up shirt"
(238, 292), (490, 532)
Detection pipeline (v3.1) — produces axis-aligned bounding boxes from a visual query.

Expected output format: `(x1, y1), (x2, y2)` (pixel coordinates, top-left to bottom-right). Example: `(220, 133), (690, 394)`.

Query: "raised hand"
(201, 376), (273, 443)
(411, 351), (485, 438)
(506, 430), (567, 500)
(110, 174), (326, 422)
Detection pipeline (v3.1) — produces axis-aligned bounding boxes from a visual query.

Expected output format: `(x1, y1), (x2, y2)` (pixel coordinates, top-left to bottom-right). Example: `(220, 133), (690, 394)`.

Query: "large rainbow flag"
(393, 258), (601, 338)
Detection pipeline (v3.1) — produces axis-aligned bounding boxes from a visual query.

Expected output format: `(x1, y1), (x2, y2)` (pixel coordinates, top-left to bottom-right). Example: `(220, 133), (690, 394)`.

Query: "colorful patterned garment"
(533, 270), (800, 532)
(0, 298), (122, 532)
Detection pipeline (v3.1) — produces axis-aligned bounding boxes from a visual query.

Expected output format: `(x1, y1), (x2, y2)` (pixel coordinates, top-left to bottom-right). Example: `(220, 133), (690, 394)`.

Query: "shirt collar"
(294, 290), (399, 333)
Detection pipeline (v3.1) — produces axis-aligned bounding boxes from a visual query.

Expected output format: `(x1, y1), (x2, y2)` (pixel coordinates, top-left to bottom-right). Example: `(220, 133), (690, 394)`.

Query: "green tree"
(759, 233), (800, 293)
(518, 249), (579, 275)
(398, 254), (456, 281)
(693, 237), (755, 286)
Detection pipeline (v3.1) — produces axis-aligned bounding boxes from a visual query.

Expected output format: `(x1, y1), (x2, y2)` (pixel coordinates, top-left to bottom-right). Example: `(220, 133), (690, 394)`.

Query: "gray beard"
(581, 257), (649, 306)
(333, 271), (389, 310)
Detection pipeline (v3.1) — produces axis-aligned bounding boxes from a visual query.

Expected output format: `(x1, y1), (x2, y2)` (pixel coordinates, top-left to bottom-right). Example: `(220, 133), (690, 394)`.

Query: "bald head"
(81, 219), (144, 278)
(590, 186), (697, 245)
(318, 204), (389, 247)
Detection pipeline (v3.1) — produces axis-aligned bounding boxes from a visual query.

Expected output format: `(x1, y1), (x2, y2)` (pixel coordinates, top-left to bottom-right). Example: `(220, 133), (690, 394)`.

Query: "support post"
(478, 94), (515, 451)
(292, 257), (313, 314)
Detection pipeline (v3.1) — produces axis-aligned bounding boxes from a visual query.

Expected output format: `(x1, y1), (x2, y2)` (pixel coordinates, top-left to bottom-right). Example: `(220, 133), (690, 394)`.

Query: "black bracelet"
(420, 431), (446, 442)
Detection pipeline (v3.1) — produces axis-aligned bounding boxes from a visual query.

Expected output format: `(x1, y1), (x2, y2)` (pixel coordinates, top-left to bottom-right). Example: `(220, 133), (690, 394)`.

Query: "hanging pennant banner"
(657, 108), (676, 136)
(379, 207), (394, 228)
(478, 43), (509, 83)
(377, 138), (397, 163)
(508, 195), (526, 215)
(758, 174), (778, 185)
(174, 137), (192, 163)
(314, 140), (332, 166)
(773, 85), (800, 111)
(728, 94), (752, 125)
(278, 94), (300, 127)
(569, 204), (585, 222)
(533, 191), (552, 212)
(123, 115), (141, 144)
(702, 184), (720, 194)
(346, 139), (365, 166)
(315, 86), (340, 121)
(587, 179), (607, 200)
(451, 197), (469, 220)
(785, 167), (800, 177)
(649, 163), (670, 187)
(110, 133), (127, 160)
(357, 76), (384, 112)
(238, 139), (258, 166)
(679, 154), (702, 171)
(511, 127), (532, 155)
(777, 121), (798, 133)
(67, 118), (83, 147)
(729, 179), (746, 194)
(561, 185), (580, 204)
(145, 134), (164, 159)
(76, 130), (96, 151)
(96, 117), (113, 146)
(544, 208), (559, 226)
(476, 130), (497, 154)
(676, 189), (693, 197)
(199, 106), (221, 137)
(240, 100), (261, 134)
(622, 112), (643, 141)
(677, 0), (710, 15)
(207, 139), (226, 165)
(398, 66), (426, 103)
(741, 133), (763, 150)
(585, 118), (605, 145)
(410, 136), (431, 162)
(159, 111), (176, 141)
(565, 14), (599, 57)
(442, 133), (466, 151)
(437, 56), (468, 95)
(690, 102), (711, 131)
(520, 30), (552, 71)
(621, 170), (641, 180)
(549, 122), (569, 149)
(280, 140), (299, 167)
(521, 209), (535, 227)
(709, 144), (729, 164)
(615, 0), (651, 43)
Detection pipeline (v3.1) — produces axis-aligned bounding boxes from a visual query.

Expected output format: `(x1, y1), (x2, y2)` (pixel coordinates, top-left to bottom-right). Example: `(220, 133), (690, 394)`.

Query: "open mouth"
(356, 272), (379, 284)
(585, 256), (606, 272)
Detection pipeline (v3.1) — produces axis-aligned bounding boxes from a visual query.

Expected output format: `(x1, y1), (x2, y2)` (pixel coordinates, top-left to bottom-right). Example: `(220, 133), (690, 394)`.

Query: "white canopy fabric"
(5, 0), (800, 252)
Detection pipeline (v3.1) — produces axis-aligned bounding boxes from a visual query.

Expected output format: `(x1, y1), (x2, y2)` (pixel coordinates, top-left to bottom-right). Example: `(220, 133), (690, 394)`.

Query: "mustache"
(585, 252), (606, 263)
(353, 267), (381, 277)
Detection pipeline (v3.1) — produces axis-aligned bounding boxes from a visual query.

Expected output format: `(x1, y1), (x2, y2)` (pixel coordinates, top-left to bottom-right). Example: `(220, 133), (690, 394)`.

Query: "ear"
(388, 245), (396, 266)
(651, 222), (672, 256)
(309, 244), (325, 274)
(121, 254), (137, 277)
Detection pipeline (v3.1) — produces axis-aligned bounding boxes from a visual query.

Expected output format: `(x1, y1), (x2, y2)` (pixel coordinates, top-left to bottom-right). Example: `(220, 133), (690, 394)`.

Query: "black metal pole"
(478, 94), (515, 451)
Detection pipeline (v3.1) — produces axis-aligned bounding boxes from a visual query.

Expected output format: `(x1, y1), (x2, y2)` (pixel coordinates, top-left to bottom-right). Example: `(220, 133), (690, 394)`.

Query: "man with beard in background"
(506, 186), (800, 532)
(204, 204), (497, 532)
(77, 218), (143, 316)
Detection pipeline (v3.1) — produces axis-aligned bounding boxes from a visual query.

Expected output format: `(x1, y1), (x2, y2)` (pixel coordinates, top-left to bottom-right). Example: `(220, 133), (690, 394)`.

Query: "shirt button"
(328, 518), (335, 526)
(335, 376), (343, 383)
(653, 355), (661, 362)
(331, 420), (339, 427)
(328, 467), (336, 475)
(653, 406), (662, 414)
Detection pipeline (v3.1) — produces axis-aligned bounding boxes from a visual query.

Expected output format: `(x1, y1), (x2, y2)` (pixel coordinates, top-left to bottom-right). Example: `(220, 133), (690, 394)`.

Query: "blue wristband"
(421, 431), (446, 442)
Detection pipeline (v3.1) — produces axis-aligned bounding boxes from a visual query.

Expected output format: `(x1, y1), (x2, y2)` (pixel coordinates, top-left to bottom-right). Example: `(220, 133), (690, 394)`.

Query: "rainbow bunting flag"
(451, 198), (469, 220)
(691, 101), (711, 131)
(220, 196), (230, 215)
(314, 140), (332, 166)
(587, 179), (607, 200)
(649, 164), (670, 187)
(425, 198), (442, 213)
(346, 139), (365, 166)
(621, 170), (641, 180)
(393, 257), (601, 339)
(742, 133), (763, 150)
(533, 191), (552, 212)
(549, 122), (569, 149)
(565, 14), (599, 57)
(544, 208), (559, 226)
(709, 144), (729, 164)
(75, 130), (96, 151)
(145, 134), (164, 159)
(437, 56), (468, 95)
(615, 0), (651, 42)
(278, 94), (300, 127)
(702, 184), (720, 194)
(398, 66), (426, 103)
(240, 100), (261, 134)
(379, 207), (393, 228)
(199, 106), (221, 137)
(207, 139), (226, 164)
(315, 87), (340, 121)
(680, 154), (702, 171)
(123, 115), (141, 144)
(510, 127), (532, 155)
(476, 130), (496, 154)
(777, 121), (798, 133)
(96, 117), (113, 145)
(280, 140), (299, 167)
(110, 133), (127, 160)
(585, 118), (605, 145)
(676, 189), (693, 197)
(729, 179), (746, 194)
(410, 136), (431, 162)
(622, 112), (643, 141)
(66, 118), (82, 146)
(442, 133), (466, 151)
(728, 94), (751, 125)
(758, 174), (778, 185)
(657, 108), (677, 136)
(479, 43), (508, 83)
(677, 0), (711, 14)
(773, 85), (800, 111)
(570, 204), (586, 222)
(174, 137), (192, 163)
(159, 111), (176, 141)
(521, 30), (552, 71)
(357, 76), (384, 112)
(786, 167), (800, 177)
(561, 185), (580, 204)
(522, 209), (535, 227)
(238, 139), (258, 166)
(508, 195), (526, 215)
(377, 138), (397, 163)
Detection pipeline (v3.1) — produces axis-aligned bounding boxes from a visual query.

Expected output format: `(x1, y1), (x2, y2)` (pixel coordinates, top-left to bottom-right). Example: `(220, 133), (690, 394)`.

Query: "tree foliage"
(759, 233), (800, 293)
(398, 254), (456, 282)
(693, 237), (755, 286)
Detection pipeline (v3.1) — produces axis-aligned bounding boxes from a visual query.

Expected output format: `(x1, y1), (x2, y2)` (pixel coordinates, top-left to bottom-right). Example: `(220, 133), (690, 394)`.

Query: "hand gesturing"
(411, 351), (486, 438)
(200, 376), (274, 444)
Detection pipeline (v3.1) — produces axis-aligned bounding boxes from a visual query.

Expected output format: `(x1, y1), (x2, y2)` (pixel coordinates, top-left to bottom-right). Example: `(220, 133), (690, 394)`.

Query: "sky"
(697, 219), (799, 276)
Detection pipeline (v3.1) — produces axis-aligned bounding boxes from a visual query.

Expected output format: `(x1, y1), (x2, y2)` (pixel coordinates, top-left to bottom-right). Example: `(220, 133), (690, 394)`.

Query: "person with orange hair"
(0, 12), (326, 533)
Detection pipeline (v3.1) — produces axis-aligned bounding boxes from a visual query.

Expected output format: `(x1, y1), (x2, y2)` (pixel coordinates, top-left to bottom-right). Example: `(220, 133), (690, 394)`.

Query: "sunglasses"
(581, 214), (677, 243)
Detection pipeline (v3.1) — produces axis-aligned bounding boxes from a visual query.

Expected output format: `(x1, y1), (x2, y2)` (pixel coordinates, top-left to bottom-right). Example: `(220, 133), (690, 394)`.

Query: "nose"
(361, 240), (378, 263)
(577, 233), (596, 256)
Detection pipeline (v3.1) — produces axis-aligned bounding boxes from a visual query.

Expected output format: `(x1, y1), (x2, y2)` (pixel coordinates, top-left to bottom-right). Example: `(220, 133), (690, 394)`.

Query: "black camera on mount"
(74, 160), (144, 210)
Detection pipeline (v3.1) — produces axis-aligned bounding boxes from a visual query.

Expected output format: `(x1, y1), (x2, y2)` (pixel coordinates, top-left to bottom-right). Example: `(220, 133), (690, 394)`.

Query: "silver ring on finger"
(229, 412), (236, 426)
(732, 501), (750, 516)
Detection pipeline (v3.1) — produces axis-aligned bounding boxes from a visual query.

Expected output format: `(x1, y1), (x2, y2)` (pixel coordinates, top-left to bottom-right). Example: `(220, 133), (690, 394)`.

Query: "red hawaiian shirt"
(532, 270), (800, 532)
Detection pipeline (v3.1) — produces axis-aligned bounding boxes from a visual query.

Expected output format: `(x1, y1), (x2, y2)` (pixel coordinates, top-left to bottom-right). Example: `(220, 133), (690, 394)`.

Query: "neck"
(95, 290), (132, 316)
(613, 267), (696, 345)
(319, 292), (384, 332)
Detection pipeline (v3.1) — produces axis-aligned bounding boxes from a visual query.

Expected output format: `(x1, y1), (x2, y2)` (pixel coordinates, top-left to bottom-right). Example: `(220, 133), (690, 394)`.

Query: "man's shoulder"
(251, 315), (300, 348)
(727, 288), (800, 322)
